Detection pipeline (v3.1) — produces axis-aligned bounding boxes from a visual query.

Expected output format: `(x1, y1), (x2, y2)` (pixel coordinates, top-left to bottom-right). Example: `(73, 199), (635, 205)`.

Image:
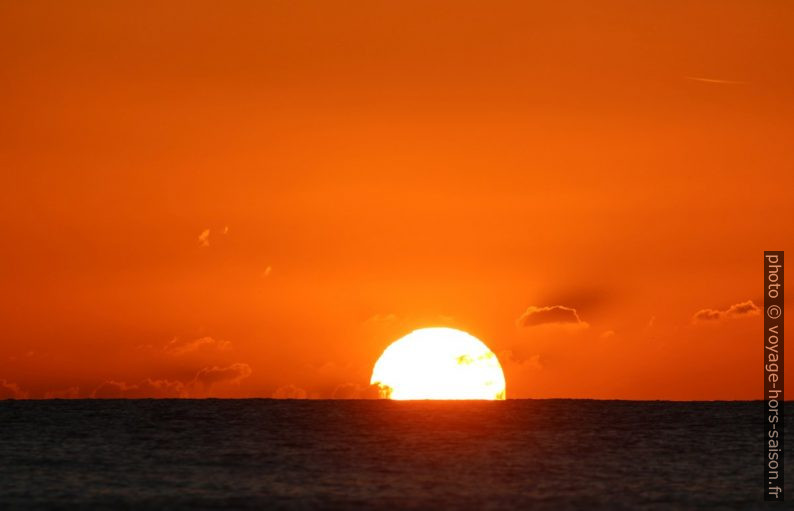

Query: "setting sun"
(370, 328), (506, 400)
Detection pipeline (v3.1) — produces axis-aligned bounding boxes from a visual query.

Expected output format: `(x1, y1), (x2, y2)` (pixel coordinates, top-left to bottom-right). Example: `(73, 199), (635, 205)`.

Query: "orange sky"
(1, 1), (791, 399)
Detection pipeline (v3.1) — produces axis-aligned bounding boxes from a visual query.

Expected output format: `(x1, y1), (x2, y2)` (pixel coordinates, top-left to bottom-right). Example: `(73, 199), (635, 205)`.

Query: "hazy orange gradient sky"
(1, 1), (792, 399)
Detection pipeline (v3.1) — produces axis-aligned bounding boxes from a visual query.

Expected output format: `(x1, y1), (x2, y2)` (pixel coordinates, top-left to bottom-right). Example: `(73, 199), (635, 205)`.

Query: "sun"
(370, 327), (506, 400)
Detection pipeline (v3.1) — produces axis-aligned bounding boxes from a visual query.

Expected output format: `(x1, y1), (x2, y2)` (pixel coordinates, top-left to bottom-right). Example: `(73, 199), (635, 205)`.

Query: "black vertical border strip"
(764, 250), (784, 501)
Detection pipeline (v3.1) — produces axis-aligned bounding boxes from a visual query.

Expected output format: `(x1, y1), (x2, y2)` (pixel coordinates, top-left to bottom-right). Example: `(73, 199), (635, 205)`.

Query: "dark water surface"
(0, 400), (789, 510)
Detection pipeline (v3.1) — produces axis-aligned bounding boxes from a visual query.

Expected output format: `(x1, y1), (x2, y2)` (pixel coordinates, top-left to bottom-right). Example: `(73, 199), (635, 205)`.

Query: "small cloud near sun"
(198, 228), (211, 247)
(364, 313), (398, 324)
(517, 305), (588, 328)
(692, 300), (760, 324)
(499, 351), (543, 371)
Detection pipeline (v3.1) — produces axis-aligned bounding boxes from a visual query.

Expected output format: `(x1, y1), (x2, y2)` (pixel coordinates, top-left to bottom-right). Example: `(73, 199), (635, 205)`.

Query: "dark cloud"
(541, 287), (613, 315)
(693, 300), (760, 323)
(194, 363), (252, 388)
(499, 350), (543, 371)
(517, 305), (587, 328)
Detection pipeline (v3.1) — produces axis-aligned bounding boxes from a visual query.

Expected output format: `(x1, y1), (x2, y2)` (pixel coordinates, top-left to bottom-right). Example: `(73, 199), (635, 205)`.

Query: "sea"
(0, 400), (789, 510)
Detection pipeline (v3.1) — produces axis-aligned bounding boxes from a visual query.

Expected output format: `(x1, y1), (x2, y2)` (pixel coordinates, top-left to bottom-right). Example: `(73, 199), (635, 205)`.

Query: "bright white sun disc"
(370, 327), (506, 400)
